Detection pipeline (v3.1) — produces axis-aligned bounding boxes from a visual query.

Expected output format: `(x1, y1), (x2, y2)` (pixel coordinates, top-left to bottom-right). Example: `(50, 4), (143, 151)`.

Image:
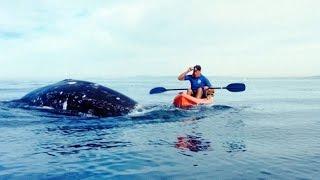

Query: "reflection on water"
(175, 135), (211, 153)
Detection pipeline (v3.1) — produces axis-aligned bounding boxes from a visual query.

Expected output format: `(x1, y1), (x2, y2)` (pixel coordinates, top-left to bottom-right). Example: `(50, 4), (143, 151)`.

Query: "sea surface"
(0, 77), (319, 179)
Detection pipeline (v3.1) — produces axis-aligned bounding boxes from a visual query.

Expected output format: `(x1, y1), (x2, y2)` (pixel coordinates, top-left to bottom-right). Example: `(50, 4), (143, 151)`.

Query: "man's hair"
(194, 65), (201, 71)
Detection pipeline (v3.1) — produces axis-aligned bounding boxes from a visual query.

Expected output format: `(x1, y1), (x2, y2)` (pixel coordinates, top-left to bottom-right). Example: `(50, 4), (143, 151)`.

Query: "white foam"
(127, 105), (149, 116)
(68, 82), (77, 85)
(41, 106), (54, 110)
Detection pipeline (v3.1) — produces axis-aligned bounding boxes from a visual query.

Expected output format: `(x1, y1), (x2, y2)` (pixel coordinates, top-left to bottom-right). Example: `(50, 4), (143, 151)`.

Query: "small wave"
(223, 140), (247, 153)
(211, 105), (233, 110)
(130, 105), (188, 119)
(42, 140), (132, 156)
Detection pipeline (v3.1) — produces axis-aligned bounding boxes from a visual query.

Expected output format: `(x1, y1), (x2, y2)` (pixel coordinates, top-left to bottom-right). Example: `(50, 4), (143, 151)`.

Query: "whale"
(15, 79), (137, 117)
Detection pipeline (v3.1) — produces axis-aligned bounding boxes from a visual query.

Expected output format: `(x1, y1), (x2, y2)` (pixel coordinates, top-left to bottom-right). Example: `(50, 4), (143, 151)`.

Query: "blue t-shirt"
(184, 75), (212, 90)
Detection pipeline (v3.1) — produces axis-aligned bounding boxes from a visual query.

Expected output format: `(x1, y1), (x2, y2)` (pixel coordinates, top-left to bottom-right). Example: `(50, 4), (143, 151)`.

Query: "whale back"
(20, 79), (137, 117)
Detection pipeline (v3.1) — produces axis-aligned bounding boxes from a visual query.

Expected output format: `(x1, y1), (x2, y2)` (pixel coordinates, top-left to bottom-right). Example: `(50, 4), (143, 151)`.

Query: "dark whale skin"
(19, 79), (137, 117)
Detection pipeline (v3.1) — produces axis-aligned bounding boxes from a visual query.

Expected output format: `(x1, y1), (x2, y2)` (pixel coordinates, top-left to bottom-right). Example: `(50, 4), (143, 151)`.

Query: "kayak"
(173, 92), (213, 108)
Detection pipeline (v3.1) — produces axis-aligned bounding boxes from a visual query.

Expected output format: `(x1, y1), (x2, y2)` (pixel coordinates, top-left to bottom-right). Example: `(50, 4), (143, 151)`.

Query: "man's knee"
(197, 87), (203, 93)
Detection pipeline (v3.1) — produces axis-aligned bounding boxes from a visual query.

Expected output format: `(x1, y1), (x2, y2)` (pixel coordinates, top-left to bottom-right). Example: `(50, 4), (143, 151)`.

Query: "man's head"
(193, 65), (201, 78)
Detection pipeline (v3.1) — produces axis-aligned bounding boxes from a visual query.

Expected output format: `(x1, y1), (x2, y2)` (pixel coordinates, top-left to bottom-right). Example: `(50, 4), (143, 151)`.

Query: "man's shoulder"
(184, 74), (192, 80)
(200, 75), (208, 79)
(200, 75), (211, 82)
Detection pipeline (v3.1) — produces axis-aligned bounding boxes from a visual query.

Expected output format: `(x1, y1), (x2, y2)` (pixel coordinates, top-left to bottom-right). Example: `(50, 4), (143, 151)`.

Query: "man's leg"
(195, 87), (203, 99)
(187, 88), (193, 96)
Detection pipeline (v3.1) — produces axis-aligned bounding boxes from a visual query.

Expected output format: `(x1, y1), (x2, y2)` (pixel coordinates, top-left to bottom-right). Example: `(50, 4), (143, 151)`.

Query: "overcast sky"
(0, 0), (319, 79)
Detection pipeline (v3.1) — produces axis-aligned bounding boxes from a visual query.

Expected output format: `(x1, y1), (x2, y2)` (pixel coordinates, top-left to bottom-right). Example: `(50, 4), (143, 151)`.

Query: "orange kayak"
(173, 92), (213, 108)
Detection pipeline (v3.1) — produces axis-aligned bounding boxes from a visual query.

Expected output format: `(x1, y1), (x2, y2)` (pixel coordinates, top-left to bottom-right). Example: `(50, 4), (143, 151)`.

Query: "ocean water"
(0, 77), (319, 179)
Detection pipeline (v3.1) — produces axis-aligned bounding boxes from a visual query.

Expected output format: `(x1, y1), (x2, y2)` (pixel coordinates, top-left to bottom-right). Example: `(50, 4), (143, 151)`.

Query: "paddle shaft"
(149, 83), (245, 94)
(166, 87), (225, 91)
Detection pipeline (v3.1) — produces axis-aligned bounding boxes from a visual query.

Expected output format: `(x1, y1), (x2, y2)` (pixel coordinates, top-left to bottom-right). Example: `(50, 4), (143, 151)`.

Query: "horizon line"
(0, 75), (319, 81)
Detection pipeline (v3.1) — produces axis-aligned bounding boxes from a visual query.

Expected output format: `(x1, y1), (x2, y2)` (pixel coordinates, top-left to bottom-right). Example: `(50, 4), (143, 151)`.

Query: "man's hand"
(178, 67), (193, 81)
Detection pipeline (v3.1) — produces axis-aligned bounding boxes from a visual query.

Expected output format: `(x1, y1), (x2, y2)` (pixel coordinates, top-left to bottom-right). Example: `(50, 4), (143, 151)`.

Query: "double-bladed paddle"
(149, 83), (246, 94)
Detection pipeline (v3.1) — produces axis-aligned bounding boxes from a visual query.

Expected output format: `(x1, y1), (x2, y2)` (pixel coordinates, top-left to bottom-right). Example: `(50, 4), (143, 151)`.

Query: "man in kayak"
(178, 65), (214, 99)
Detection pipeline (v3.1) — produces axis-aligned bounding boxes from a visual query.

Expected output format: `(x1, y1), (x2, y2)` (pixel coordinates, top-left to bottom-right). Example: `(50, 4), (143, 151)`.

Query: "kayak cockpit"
(173, 92), (213, 108)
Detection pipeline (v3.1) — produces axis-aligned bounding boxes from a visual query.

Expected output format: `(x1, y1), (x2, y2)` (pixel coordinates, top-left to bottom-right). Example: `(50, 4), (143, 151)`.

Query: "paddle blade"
(149, 87), (167, 94)
(226, 83), (246, 92)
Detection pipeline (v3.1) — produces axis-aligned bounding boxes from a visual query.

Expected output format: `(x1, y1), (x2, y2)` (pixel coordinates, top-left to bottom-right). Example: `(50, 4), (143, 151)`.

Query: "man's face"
(193, 69), (201, 78)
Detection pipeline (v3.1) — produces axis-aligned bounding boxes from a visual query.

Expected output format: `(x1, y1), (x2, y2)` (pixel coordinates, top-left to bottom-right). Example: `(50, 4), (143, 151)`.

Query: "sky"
(0, 0), (319, 79)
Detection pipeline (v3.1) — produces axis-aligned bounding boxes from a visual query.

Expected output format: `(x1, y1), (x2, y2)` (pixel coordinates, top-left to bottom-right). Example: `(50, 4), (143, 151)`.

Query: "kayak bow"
(173, 92), (213, 108)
